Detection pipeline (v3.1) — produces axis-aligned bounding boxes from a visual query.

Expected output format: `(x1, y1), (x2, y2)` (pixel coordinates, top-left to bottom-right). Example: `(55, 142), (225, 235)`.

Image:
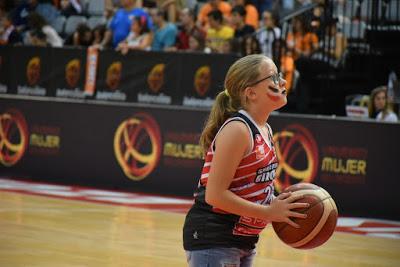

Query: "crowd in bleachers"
(0, 0), (342, 91)
(1, 0), (399, 119)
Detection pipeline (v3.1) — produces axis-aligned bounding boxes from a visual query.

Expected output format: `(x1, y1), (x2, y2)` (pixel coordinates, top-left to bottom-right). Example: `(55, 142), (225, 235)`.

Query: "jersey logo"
(255, 145), (265, 159)
(255, 162), (278, 183)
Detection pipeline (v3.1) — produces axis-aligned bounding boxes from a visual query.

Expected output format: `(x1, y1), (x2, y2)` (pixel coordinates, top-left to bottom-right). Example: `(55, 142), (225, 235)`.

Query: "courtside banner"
(10, 46), (53, 97)
(51, 47), (87, 99)
(0, 46), (238, 105)
(1, 97), (399, 219)
(0, 97), (207, 197)
(177, 53), (237, 108)
(94, 50), (180, 104)
(268, 115), (400, 219)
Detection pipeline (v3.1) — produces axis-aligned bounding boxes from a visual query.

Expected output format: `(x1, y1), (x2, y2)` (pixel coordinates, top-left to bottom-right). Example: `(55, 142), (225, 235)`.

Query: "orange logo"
(0, 109), (29, 166)
(114, 113), (162, 181)
(273, 124), (319, 192)
(147, 63), (165, 93)
(26, 57), (41, 86)
(65, 59), (81, 88)
(194, 66), (211, 97)
(106, 61), (122, 91)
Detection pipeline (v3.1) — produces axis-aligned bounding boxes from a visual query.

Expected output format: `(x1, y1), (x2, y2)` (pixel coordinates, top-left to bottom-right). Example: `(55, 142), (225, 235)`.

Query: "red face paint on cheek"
(267, 91), (281, 102)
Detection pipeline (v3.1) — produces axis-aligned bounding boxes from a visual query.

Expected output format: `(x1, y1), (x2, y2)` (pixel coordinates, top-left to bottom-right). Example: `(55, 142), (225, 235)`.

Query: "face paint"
(267, 86), (286, 102)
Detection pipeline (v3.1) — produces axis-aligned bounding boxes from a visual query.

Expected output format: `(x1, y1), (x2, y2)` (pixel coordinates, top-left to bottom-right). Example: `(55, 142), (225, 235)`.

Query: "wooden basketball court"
(0, 179), (399, 267)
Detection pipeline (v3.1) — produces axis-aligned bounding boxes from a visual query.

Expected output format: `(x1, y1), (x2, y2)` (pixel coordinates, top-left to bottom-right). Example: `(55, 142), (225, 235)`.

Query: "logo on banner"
(194, 65), (211, 97)
(114, 113), (162, 181)
(56, 58), (85, 98)
(18, 56), (46, 96)
(65, 59), (81, 88)
(273, 124), (319, 192)
(147, 63), (165, 93)
(182, 65), (214, 107)
(320, 146), (367, 184)
(26, 57), (41, 86)
(0, 109), (29, 166)
(106, 61), (122, 91)
(138, 63), (172, 104)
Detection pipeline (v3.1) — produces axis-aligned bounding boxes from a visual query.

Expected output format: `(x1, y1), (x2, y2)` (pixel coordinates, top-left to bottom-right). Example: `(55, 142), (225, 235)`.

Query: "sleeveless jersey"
(183, 110), (278, 250)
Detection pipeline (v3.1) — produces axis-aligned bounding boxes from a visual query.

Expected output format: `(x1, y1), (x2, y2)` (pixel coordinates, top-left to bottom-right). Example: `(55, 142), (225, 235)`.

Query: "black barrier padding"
(0, 97), (399, 220)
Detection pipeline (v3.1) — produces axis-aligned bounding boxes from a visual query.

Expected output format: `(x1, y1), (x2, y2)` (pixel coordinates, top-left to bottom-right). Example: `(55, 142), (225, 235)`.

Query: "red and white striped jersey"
(183, 110), (279, 250)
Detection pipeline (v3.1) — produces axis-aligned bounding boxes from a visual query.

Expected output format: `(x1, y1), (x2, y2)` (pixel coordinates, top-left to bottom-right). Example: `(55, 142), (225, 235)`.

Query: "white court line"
(353, 227), (400, 233)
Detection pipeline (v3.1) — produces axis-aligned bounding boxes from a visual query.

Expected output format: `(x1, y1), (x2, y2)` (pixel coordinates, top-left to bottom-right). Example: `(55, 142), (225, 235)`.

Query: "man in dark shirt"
(231, 5), (254, 38)
(0, 14), (22, 45)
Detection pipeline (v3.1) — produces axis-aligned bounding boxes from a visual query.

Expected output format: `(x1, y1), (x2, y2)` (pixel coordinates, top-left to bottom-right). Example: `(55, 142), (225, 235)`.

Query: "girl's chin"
(273, 97), (287, 110)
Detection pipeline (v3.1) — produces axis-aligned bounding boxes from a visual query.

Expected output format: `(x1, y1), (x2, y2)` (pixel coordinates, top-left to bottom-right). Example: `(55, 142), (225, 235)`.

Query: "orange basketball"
(272, 183), (338, 249)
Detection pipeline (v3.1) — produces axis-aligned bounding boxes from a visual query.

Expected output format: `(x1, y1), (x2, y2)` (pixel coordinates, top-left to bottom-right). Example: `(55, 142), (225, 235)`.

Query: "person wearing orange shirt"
(231, 0), (259, 29)
(197, 0), (231, 29)
(286, 17), (318, 60)
(280, 47), (295, 94)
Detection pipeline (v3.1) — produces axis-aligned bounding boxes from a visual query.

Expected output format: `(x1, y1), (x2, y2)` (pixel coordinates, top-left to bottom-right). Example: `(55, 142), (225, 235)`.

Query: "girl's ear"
(244, 86), (257, 100)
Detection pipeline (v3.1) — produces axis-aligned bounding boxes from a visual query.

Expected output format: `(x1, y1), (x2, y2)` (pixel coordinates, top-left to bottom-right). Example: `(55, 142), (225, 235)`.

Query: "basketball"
(272, 183), (338, 249)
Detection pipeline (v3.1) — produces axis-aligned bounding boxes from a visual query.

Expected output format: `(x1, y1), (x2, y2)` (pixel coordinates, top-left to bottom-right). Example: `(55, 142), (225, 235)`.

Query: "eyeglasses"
(248, 72), (283, 87)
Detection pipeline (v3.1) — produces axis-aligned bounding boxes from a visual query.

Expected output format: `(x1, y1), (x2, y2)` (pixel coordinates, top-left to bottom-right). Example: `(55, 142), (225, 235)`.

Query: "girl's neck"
(242, 108), (270, 127)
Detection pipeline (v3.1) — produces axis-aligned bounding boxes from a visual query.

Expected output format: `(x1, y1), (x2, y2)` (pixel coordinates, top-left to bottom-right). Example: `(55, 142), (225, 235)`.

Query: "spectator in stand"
(92, 24), (106, 46)
(27, 12), (63, 47)
(116, 15), (151, 54)
(97, 0), (152, 49)
(149, 8), (177, 51)
(156, 0), (185, 23)
(0, 13), (23, 45)
(280, 43), (295, 94)
(64, 23), (93, 46)
(255, 11), (281, 62)
(29, 28), (49, 46)
(59, 0), (82, 17)
(231, 5), (254, 39)
(310, 18), (347, 68)
(241, 34), (260, 56)
(205, 10), (233, 53)
(231, 0), (259, 29)
(197, 0), (231, 30)
(138, 0), (183, 22)
(286, 16), (318, 60)
(175, 8), (205, 51)
(187, 30), (206, 52)
(369, 86), (398, 122)
(310, 3), (324, 38)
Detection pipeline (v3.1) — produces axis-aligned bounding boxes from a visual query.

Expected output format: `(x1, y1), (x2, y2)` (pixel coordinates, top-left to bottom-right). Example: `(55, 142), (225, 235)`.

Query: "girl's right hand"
(266, 192), (309, 228)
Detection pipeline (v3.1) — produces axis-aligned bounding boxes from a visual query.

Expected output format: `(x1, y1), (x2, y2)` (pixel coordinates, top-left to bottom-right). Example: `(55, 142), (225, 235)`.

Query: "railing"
(277, 0), (400, 114)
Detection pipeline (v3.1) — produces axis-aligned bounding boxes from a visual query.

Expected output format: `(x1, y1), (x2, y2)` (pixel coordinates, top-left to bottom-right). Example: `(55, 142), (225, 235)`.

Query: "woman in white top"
(27, 12), (63, 47)
(116, 16), (152, 55)
(369, 86), (398, 122)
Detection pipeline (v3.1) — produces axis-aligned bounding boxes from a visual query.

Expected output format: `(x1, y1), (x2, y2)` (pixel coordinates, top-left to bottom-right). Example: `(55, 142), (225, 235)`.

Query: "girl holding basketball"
(183, 54), (309, 267)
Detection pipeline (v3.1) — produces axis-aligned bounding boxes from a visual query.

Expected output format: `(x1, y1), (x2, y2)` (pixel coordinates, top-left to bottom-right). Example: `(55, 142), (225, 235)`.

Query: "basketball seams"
(272, 184), (338, 249)
(274, 189), (327, 235)
(274, 196), (323, 236)
(288, 197), (333, 248)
